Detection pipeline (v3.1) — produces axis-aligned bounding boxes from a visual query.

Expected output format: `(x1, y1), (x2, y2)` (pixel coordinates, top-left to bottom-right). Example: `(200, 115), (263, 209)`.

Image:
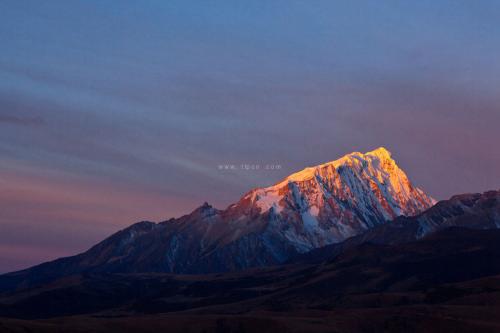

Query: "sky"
(1, 0), (499, 273)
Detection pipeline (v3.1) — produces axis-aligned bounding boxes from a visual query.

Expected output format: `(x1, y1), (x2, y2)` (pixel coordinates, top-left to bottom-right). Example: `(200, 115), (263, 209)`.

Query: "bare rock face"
(0, 148), (435, 284)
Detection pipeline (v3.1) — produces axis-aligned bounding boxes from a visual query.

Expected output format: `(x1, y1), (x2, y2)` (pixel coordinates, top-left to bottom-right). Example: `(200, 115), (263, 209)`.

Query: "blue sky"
(1, 0), (499, 272)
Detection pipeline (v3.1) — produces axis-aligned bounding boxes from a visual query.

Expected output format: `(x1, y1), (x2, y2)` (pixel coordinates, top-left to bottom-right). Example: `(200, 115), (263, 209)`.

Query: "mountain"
(1, 185), (499, 332)
(0, 147), (434, 289)
(294, 190), (500, 264)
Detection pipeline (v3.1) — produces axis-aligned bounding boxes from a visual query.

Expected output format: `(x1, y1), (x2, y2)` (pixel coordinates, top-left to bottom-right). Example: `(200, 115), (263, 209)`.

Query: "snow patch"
(310, 205), (320, 217)
(255, 190), (284, 213)
(301, 211), (319, 231)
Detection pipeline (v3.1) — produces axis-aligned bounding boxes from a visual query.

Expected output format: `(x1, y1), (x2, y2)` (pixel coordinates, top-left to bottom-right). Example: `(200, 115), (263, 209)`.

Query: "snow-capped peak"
(245, 147), (434, 249)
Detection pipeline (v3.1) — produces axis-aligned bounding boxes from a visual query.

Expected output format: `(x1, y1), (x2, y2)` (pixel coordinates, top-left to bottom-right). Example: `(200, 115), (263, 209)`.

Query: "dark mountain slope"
(1, 227), (500, 333)
(1, 227), (500, 317)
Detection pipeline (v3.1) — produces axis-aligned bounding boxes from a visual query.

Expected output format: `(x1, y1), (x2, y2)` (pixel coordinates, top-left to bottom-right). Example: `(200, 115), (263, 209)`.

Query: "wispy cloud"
(0, 114), (44, 126)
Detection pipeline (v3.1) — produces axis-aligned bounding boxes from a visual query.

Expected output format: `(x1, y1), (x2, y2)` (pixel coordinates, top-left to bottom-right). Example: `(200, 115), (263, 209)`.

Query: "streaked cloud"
(0, 114), (43, 126)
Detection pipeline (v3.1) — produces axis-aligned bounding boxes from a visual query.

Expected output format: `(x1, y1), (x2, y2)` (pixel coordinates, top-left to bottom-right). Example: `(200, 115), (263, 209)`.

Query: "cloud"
(0, 114), (44, 126)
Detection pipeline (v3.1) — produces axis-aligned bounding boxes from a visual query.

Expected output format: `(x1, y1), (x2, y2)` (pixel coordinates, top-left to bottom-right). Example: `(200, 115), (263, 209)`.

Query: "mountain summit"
(2, 148), (434, 280)
(221, 147), (434, 253)
(244, 147), (434, 243)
